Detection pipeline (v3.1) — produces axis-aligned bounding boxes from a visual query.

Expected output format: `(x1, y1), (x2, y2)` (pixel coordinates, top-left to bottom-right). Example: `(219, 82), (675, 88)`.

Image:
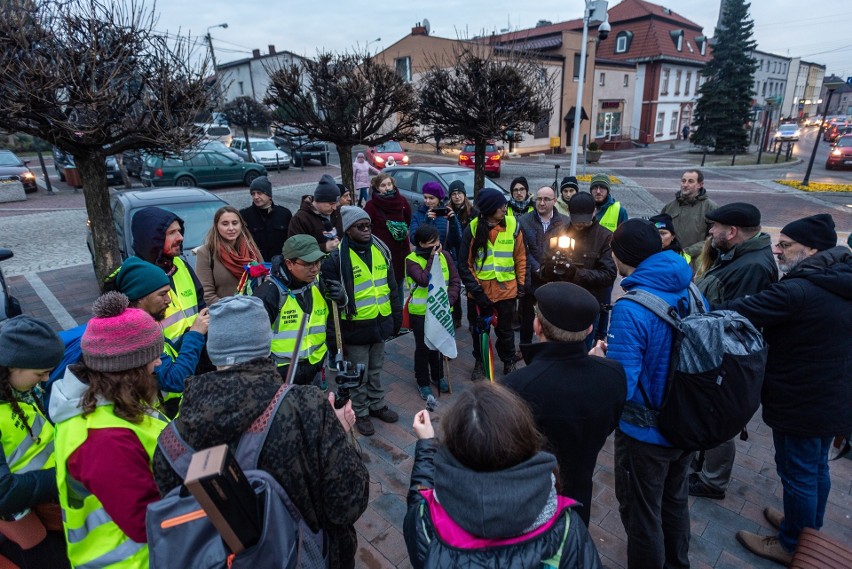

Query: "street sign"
(847, 77), (852, 86)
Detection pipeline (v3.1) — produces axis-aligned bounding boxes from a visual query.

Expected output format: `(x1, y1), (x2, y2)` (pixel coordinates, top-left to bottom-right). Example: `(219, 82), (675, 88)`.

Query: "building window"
(534, 114), (550, 139)
(624, 74), (629, 87)
(238, 81), (244, 95)
(695, 73), (701, 95)
(656, 112), (665, 136)
(599, 72), (605, 86)
(573, 53), (582, 80)
(685, 71), (692, 95)
(670, 112), (679, 135)
(762, 82), (767, 96)
(661, 68), (670, 95)
(394, 57), (411, 82)
(675, 70), (682, 95)
(615, 31), (633, 53)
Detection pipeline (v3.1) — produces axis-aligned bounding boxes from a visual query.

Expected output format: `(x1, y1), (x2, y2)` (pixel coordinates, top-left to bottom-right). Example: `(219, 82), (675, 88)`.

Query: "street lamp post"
(206, 23), (228, 109)
(569, 0), (608, 176)
(365, 37), (381, 53)
(802, 78), (845, 186)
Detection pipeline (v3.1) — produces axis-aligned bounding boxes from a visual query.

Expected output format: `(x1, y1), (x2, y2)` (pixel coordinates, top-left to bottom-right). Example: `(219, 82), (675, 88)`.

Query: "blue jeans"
(773, 431), (833, 552)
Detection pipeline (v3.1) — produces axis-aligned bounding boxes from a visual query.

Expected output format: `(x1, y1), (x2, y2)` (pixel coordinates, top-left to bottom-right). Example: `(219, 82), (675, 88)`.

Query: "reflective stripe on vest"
(598, 202), (622, 233)
(1, 402), (55, 474)
(270, 284), (328, 366)
(159, 342), (182, 404)
(405, 253), (449, 316)
(55, 405), (167, 568)
(350, 245), (392, 321)
(469, 216), (517, 282)
(682, 251), (692, 264)
(160, 257), (200, 342)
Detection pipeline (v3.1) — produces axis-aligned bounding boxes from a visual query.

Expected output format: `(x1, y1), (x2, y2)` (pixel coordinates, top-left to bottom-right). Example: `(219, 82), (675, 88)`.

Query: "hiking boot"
(368, 406), (399, 423)
(418, 385), (434, 401)
(432, 377), (450, 393)
(763, 507), (784, 531)
(470, 361), (485, 381)
(503, 360), (516, 376)
(736, 531), (792, 565)
(689, 473), (725, 500)
(355, 416), (374, 436)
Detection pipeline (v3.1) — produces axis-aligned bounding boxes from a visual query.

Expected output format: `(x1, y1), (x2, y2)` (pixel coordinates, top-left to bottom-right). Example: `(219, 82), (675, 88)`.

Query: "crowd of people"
(0, 166), (849, 569)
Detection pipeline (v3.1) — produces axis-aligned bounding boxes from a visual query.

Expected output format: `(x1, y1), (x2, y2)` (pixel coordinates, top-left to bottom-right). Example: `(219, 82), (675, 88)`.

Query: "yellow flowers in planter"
(577, 174), (623, 185)
(776, 180), (852, 193)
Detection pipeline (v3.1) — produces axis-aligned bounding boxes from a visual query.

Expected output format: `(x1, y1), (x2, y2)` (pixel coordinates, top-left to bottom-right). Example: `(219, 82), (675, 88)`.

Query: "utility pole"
(206, 23), (228, 109)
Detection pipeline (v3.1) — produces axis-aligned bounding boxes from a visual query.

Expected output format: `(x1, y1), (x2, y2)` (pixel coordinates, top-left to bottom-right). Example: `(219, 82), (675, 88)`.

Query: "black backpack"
(618, 283), (767, 450)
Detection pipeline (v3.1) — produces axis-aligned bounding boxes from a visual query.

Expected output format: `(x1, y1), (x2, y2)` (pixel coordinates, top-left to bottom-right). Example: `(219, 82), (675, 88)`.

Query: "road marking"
(25, 272), (78, 330)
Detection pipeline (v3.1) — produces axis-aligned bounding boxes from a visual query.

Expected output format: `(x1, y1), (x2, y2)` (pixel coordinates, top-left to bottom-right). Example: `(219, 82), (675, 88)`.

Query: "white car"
(774, 124), (800, 142)
(231, 138), (290, 170)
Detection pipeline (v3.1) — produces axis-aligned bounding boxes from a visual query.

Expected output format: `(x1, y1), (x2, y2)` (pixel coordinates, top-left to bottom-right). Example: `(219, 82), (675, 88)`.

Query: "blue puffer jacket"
(408, 203), (462, 260)
(607, 250), (705, 446)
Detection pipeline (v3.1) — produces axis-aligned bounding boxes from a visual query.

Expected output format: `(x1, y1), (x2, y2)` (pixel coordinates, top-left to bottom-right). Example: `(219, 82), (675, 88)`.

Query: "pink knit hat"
(81, 292), (164, 372)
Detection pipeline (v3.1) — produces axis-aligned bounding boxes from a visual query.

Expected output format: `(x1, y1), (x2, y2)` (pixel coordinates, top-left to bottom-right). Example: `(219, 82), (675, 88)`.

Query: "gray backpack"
(146, 383), (328, 568)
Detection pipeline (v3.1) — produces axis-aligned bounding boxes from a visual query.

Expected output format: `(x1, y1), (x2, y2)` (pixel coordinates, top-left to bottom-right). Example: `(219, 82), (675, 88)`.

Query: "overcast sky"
(156, 0), (852, 79)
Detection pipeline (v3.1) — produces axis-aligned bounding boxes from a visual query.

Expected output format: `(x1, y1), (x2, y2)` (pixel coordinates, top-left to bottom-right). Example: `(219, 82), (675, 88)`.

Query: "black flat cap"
(534, 282), (600, 333)
(705, 202), (761, 227)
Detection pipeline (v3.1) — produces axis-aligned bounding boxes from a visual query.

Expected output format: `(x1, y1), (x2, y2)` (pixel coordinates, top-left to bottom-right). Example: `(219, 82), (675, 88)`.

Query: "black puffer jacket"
(696, 232), (778, 305)
(724, 246), (852, 438)
(239, 202), (292, 261)
(403, 439), (602, 569)
(152, 358), (369, 568)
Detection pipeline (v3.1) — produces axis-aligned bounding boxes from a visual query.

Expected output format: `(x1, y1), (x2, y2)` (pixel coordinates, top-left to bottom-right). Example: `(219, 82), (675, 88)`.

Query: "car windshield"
(251, 141), (278, 151)
(439, 170), (503, 197)
(375, 141), (403, 153)
(206, 126), (231, 137)
(779, 125), (796, 132)
(203, 141), (229, 152)
(0, 152), (22, 167)
(129, 201), (223, 250)
(837, 137), (852, 147)
(461, 144), (498, 153)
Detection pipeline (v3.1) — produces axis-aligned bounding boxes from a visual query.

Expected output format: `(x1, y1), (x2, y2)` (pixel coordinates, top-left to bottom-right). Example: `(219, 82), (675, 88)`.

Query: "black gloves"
(323, 279), (346, 303)
(474, 292), (493, 312)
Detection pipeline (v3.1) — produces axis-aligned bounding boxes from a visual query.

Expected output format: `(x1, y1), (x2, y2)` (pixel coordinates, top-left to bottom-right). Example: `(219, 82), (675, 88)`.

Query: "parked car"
(457, 142), (502, 177)
(140, 151), (266, 188)
(364, 140), (409, 170)
(197, 140), (244, 164)
(230, 138), (290, 170)
(194, 123), (233, 147)
(271, 126), (329, 166)
(0, 150), (37, 193)
(826, 134), (852, 170)
(826, 125), (852, 144)
(383, 164), (508, 209)
(823, 121), (850, 141)
(85, 187), (228, 271)
(122, 149), (146, 178)
(52, 148), (123, 186)
(0, 248), (22, 322)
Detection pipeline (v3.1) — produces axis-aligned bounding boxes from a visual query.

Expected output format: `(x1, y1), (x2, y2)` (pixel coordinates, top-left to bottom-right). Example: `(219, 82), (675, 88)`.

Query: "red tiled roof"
(608, 0), (702, 29)
(600, 19), (711, 64)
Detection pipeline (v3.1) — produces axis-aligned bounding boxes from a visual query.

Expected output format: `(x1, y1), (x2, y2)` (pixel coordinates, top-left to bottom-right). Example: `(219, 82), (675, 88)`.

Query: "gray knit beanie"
(340, 206), (371, 232)
(249, 176), (273, 197)
(207, 296), (272, 366)
(0, 315), (65, 370)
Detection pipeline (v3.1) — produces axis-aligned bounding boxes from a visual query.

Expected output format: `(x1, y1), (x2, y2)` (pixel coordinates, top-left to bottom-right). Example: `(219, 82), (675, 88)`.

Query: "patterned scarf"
(217, 238), (262, 279)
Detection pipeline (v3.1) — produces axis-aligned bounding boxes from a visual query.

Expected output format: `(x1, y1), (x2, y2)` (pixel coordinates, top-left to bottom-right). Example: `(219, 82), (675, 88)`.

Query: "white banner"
(424, 255), (457, 358)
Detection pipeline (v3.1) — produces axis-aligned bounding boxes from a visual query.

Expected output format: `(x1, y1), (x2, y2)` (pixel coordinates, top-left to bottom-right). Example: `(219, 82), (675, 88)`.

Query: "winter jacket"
(554, 197), (572, 219)
(408, 203), (462, 255)
(288, 199), (343, 253)
(607, 250), (706, 446)
(152, 357), (370, 568)
(352, 159), (379, 189)
(239, 202), (292, 261)
(405, 249), (461, 306)
(661, 189), (718, 259)
(195, 244), (247, 305)
(518, 210), (568, 292)
(695, 232), (778, 306)
(724, 246), (852, 438)
(130, 206), (205, 310)
(593, 194), (628, 229)
(364, 191), (412, 282)
(538, 222), (616, 307)
(458, 219), (527, 303)
(502, 341), (626, 526)
(404, 439), (602, 569)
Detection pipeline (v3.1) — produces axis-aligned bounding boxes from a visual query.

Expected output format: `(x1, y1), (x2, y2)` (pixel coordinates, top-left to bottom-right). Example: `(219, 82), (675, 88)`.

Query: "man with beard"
(506, 176), (534, 218)
(240, 175), (292, 261)
(538, 192), (616, 346)
(690, 203), (779, 500)
(590, 174), (628, 232)
(730, 214), (851, 565)
(288, 174), (344, 253)
(661, 169), (718, 262)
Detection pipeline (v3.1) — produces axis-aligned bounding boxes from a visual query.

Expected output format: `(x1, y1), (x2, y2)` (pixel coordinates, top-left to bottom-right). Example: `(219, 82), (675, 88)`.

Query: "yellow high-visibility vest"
(350, 245), (392, 321)
(405, 253), (449, 316)
(469, 216), (518, 282)
(160, 257), (200, 342)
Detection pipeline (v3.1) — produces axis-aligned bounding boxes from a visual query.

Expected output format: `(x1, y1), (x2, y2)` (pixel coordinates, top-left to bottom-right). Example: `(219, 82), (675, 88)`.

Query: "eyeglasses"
(293, 259), (322, 268)
(535, 197), (554, 202)
(774, 241), (795, 250)
(352, 222), (372, 231)
(512, 187), (526, 192)
(590, 186), (608, 192)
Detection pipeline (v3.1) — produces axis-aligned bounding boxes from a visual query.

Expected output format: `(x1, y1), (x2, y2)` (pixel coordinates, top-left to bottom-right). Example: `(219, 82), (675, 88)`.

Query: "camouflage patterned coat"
(152, 357), (369, 568)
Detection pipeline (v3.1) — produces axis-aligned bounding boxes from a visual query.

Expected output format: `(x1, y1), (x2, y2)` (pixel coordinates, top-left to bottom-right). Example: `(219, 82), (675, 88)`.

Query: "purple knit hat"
(81, 292), (164, 372)
(421, 181), (446, 200)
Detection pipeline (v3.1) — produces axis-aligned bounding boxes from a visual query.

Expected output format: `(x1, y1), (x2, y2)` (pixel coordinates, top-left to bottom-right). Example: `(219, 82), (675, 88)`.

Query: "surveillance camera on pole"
(598, 21), (611, 41)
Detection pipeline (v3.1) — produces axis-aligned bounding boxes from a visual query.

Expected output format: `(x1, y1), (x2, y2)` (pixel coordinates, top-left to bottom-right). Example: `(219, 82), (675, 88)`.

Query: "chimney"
(411, 22), (427, 36)
(252, 49), (261, 59)
(268, 45), (276, 55)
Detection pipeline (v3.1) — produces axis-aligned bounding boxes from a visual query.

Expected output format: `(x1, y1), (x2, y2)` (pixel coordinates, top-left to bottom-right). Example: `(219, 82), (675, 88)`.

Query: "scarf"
(370, 190), (409, 241)
(217, 238), (261, 279)
(509, 197), (532, 215)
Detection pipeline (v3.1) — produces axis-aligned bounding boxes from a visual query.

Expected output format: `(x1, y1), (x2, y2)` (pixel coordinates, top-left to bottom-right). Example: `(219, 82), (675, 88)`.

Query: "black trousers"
(518, 294), (536, 345)
(469, 297), (516, 364)
(410, 314), (443, 387)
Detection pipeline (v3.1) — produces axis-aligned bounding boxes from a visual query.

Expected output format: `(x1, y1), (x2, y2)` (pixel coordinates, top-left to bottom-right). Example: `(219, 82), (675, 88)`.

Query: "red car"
(826, 134), (852, 170)
(365, 141), (409, 170)
(457, 142), (501, 177)
(822, 121), (849, 142)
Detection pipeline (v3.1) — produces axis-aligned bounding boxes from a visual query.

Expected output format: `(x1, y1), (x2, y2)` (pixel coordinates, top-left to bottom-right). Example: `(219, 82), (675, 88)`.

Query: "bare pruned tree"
(265, 51), (417, 192)
(222, 96), (272, 163)
(418, 43), (557, 196)
(0, 0), (211, 285)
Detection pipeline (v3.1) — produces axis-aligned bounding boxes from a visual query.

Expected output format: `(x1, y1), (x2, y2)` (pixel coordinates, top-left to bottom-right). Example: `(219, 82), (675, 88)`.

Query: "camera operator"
(538, 192), (616, 346)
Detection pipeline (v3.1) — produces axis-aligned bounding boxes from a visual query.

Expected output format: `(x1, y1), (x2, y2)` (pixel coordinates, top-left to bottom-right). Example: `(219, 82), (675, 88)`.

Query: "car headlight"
(402, 155), (409, 164)
(374, 155), (384, 164)
(831, 148), (841, 156)
(21, 171), (35, 180)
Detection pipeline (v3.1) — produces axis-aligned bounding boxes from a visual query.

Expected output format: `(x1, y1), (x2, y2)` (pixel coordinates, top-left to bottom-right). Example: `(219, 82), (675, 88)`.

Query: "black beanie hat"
(535, 283), (600, 333)
(510, 176), (529, 193)
(649, 213), (675, 234)
(560, 176), (579, 191)
(476, 188), (508, 215)
(314, 175), (340, 203)
(612, 218), (663, 268)
(781, 214), (837, 251)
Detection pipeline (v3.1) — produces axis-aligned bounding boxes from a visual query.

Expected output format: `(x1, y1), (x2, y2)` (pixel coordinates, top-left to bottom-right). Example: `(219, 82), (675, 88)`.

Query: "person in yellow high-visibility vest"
(589, 174), (628, 233)
(50, 292), (168, 569)
(0, 316), (68, 568)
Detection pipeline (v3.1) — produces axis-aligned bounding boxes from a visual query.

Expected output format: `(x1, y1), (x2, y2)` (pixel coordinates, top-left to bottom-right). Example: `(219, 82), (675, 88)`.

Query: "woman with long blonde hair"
(196, 206), (263, 305)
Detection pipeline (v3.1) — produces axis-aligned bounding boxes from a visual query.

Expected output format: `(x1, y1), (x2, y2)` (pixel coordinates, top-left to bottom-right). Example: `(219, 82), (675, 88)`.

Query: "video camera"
(333, 359), (366, 409)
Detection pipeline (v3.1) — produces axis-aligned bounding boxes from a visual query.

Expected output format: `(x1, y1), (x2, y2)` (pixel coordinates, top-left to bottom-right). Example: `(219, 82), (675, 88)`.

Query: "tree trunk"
(77, 154), (121, 290)
(473, 139), (486, 199)
(337, 144), (354, 193)
(243, 128), (253, 162)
